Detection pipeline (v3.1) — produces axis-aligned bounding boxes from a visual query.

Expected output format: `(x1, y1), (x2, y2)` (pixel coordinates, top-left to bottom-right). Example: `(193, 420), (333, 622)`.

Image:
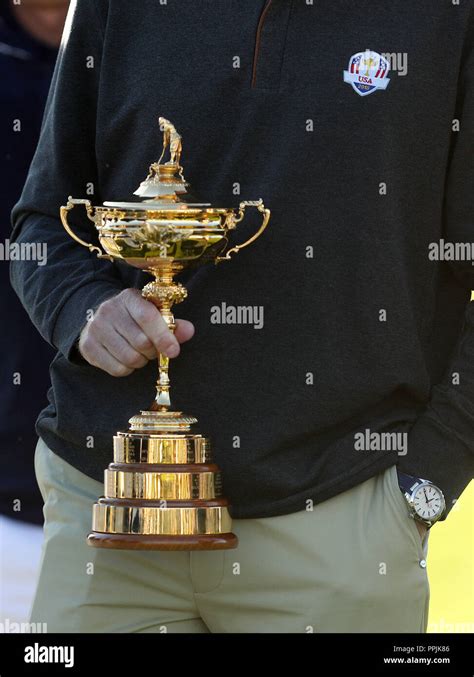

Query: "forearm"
(8, 0), (123, 360)
(9, 212), (124, 360)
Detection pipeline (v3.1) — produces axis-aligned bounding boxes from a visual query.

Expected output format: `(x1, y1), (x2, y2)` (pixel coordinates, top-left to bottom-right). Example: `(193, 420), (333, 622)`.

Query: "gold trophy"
(60, 117), (270, 550)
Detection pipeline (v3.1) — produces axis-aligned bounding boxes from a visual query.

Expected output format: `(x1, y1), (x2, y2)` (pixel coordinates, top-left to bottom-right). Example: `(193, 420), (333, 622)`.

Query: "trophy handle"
(60, 197), (113, 261)
(216, 198), (271, 262)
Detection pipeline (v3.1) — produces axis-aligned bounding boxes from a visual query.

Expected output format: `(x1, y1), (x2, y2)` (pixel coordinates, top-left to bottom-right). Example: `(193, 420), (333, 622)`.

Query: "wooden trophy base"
(87, 532), (238, 551)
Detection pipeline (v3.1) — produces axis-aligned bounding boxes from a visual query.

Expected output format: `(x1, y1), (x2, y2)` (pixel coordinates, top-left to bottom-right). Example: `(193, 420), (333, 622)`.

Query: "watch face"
(412, 483), (444, 521)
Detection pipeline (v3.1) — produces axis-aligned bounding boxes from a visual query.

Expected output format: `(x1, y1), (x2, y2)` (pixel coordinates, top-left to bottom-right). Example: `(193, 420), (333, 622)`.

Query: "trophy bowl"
(60, 117), (270, 550)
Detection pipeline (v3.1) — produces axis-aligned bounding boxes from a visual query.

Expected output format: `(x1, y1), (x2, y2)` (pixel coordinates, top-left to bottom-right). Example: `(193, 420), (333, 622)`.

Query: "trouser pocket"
(386, 464), (430, 561)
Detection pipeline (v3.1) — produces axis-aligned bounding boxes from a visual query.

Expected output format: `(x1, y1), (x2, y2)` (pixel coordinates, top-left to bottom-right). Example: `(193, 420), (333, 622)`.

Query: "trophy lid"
(100, 117), (234, 214)
(134, 163), (189, 201)
(103, 201), (212, 209)
(130, 116), (193, 205)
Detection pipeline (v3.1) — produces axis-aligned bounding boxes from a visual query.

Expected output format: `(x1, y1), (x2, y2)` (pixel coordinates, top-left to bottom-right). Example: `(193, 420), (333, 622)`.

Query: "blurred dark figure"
(0, 0), (68, 626)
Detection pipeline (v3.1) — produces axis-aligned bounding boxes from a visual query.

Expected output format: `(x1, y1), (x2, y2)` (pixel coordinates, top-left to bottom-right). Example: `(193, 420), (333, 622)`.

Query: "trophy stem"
(155, 308), (173, 410)
(142, 262), (188, 412)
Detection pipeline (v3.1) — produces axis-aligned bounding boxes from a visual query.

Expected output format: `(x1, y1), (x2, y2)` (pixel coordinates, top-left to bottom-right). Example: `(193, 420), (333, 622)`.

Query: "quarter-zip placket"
(251, 0), (293, 91)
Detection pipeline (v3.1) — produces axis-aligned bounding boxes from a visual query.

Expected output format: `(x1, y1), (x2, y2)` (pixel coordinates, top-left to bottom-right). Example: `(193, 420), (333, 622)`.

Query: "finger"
(92, 323), (149, 369)
(123, 294), (180, 358)
(93, 292), (157, 360)
(113, 321), (157, 361)
(174, 319), (195, 344)
(120, 326), (158, 361)
(87, 342), (134, 377)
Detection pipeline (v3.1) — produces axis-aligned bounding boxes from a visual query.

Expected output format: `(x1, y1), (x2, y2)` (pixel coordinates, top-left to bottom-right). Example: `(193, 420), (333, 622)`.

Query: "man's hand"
(415, 519), (428, 542)
(78, 288), (195, 376)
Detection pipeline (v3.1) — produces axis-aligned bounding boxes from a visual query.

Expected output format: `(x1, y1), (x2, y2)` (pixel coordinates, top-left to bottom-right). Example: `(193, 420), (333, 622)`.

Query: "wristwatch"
(396, 470), (446, 528)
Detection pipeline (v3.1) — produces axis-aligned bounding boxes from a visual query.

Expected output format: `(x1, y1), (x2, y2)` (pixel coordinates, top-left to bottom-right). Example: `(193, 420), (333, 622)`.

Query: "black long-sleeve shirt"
(0, 0), (57, 525)
(10, 0), (474, 520)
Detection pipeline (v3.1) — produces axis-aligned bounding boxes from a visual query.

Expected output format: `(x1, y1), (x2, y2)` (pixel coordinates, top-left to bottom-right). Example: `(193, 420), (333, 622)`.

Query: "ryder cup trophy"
(60, 117), (270, 550)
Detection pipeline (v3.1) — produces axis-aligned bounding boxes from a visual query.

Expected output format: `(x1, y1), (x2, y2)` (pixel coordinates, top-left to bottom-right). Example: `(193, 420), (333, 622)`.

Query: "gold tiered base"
(87, 411), (238, 550)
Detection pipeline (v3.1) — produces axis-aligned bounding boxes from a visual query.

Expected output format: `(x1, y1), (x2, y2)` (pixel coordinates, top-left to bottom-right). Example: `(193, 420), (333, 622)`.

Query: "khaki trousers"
(29, 438), (430, 633)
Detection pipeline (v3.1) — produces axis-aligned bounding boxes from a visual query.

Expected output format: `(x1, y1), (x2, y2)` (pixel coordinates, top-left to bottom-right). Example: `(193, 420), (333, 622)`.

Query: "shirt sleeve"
(398, 11), (474, 519)
(9, 0), (124, 363)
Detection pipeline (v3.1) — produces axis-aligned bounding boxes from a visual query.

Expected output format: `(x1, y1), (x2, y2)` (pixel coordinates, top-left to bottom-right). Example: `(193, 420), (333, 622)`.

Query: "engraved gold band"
(113, 433), (212, 464)
(92, 501), (233, 535)
(105, 468), (222, 500)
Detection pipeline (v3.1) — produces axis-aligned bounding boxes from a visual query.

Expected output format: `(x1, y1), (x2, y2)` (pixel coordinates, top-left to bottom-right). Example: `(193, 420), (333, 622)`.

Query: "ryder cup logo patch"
(343, 50), (390, 97)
